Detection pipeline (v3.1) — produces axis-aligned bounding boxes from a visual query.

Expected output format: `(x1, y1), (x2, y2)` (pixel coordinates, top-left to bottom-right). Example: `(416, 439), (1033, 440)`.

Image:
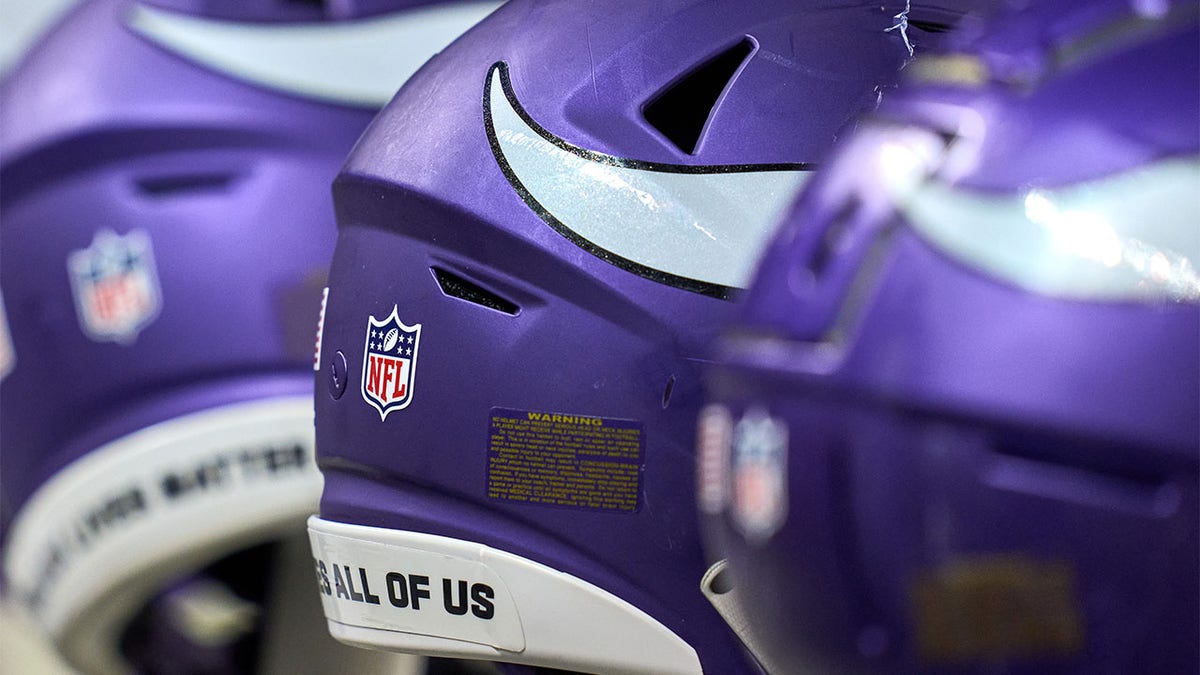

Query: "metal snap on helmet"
(0, 0), (496, 672)
(306, 1), (997, 672)
(698, 0), (1199, 673)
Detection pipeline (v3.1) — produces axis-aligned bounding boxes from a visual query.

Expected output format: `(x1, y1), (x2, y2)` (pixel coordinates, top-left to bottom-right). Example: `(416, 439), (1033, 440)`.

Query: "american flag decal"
(314, 287), (329, 371)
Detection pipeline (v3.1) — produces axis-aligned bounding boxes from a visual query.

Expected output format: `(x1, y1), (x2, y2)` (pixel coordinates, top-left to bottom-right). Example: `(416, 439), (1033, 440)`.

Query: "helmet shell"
(311, 0), (991, 672)
(0, 0), (492, 671)
(703, 1), (1200, 672)
(1, 0), (371, 537)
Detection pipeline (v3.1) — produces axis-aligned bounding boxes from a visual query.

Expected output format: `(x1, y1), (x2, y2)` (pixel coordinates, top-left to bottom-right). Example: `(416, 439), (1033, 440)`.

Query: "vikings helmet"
(306, 0), (999, 672)
(699, 0), (1199, 672)
(0, 0), (497, 672)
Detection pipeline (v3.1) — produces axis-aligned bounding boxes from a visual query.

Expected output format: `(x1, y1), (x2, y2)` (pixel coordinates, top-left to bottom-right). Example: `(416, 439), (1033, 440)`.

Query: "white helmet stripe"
(900, 157), (1200, 303)
(127, 2), (501, 107)
(486, 63), (812, 294)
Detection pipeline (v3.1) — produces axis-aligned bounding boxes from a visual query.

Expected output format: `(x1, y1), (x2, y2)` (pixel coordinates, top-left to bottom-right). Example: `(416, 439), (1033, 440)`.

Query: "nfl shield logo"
(731, 408), (788, 544)
(68, 230), (161, 344)
(360, 305), (422, 420)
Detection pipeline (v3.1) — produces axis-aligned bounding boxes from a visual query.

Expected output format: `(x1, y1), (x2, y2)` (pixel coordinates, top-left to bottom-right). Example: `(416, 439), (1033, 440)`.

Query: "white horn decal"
(484, 62), (813, 296)
(128, 2), (501, 107)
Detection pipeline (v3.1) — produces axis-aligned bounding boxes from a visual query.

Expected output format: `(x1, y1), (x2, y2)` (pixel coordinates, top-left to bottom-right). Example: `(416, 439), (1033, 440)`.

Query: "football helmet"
(0, 0), (497, 672)
(699, 0), (1199, 672)
(307, 0), (997, 672)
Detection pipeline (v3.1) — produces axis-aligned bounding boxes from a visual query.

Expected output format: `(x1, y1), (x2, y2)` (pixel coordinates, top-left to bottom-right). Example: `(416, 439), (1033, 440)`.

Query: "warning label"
(487, 408), (643, 513)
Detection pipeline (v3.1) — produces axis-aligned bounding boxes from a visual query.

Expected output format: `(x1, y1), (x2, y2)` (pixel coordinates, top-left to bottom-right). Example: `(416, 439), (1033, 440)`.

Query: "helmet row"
(1, 1), (1195, 674)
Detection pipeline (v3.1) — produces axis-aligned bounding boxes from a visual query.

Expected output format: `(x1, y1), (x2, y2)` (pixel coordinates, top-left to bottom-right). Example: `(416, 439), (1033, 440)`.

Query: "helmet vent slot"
(907, 19), (952, 34)
(988, 432), (1176, 516)
(643, 38), (755, 155)
(431, 267), (520, 316)
(135, 172), (239, 197)
(661, 375), (676, 409)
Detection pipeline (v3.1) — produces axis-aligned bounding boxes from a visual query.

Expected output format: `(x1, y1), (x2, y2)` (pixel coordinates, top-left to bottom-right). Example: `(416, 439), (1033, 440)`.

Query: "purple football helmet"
(0, 0), (496, 672)
(307, 0), (1000, 672)
(699, 0), (1199, 673)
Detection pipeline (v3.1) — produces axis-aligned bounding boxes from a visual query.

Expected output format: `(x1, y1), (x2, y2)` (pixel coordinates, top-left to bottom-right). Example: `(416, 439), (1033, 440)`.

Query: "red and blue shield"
(360, 305), (422, 420)
(731, 408), (788, 543)
(67, 230), (161, 344)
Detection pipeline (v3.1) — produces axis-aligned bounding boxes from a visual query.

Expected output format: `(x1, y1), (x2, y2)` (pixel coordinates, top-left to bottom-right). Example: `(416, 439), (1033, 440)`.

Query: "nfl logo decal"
(68, 229), (161, 344)
(731, 407), (788, 544)
(361, 305), (422, 420)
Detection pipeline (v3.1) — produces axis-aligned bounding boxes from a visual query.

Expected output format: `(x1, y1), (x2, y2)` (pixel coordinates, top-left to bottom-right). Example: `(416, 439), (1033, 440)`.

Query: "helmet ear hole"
(642, 38), (755, 155)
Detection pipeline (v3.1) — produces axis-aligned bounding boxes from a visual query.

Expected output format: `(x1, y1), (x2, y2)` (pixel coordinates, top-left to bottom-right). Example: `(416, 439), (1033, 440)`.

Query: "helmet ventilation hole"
(662, 375), (676, 409)
(135, 172), (240, 197)
(643, 38), (756, 155)
(989, 431), (1174, 516)
(431, 267), (520, 316)
(907, 19), (952, 34)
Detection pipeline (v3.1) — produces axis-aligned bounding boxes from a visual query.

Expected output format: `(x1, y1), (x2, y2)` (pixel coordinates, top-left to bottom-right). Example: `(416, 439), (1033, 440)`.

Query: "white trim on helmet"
(3, 396), (322, 674)
(127, 1), (503, 107)
(308, 516), (704, 674)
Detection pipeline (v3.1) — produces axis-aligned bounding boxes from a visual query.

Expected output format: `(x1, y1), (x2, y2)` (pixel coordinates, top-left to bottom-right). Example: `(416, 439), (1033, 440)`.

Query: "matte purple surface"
(139, 0), (449, 21)
(708, 0), (1200, 672)
(0, 0), (375, 536)
(312, 0), (988, 672)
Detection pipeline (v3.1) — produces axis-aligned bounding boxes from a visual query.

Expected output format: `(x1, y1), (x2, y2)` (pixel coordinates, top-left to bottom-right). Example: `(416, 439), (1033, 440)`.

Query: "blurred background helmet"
(0, 0), (81, 77)
(307, 0), (999, 672)
(699, 0), (1199, 672)
(0, 0), (498, 672)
